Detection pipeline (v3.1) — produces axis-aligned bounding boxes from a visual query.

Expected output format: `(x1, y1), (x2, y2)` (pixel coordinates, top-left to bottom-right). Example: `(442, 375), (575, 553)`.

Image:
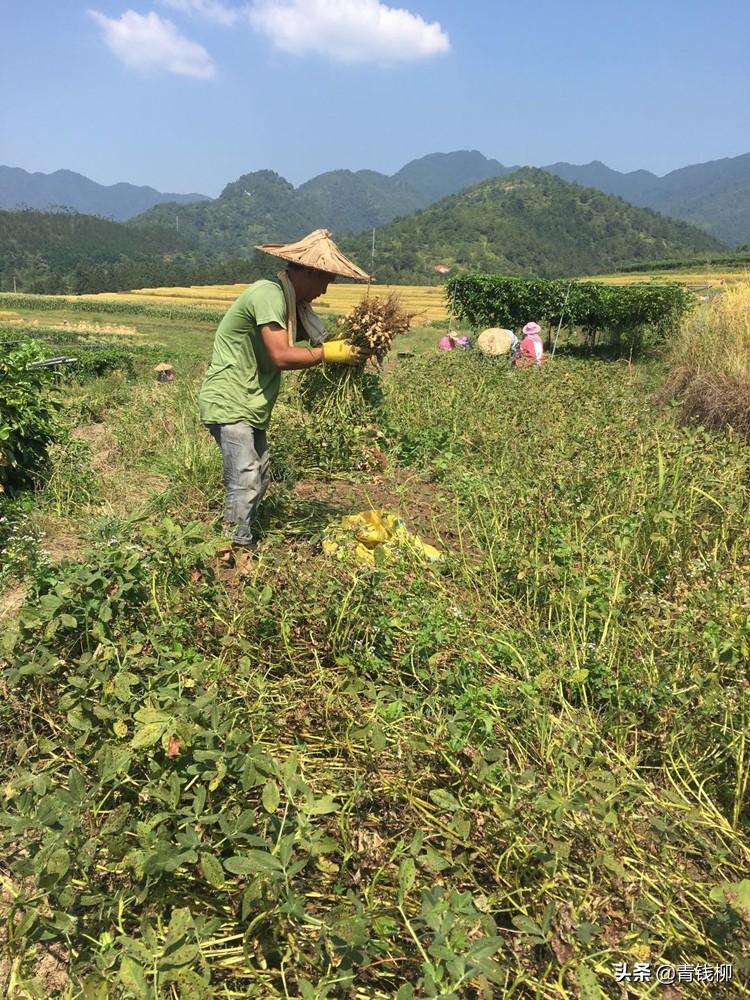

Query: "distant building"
(434, 264), (451, 274)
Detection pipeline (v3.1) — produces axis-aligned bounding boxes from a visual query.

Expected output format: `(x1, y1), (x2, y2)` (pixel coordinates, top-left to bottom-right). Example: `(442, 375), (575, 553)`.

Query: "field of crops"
(80, 283), (451, 323)
(586, 269), (749, 291)
(2, 293), (750, 998)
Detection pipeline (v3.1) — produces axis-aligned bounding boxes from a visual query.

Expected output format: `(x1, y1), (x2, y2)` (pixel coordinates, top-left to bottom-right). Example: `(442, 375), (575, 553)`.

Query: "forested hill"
(133, 171), (318, 256)
(1, 209), (186, 263)
(339, 169), (725, 284)
(0, 210), (254, 294)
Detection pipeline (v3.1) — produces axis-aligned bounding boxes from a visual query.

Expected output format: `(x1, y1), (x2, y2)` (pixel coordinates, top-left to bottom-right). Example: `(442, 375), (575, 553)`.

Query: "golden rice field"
(74, 268), (750, 325)
(81, 283), (450, 322)
(584, 269), (750, 291)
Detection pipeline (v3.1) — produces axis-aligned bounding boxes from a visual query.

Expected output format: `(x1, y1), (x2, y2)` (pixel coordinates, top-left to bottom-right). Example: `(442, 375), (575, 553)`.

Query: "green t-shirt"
(198, 279), (288, 429)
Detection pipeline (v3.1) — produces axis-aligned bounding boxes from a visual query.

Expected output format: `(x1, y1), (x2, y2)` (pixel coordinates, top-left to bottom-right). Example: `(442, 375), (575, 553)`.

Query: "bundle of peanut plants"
(293, 294), (413, 473)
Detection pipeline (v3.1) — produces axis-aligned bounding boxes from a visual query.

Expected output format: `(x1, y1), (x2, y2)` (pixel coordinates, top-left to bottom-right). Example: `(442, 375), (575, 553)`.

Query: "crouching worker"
(513, 321), (545, 368)
(198, 229), (371, 569)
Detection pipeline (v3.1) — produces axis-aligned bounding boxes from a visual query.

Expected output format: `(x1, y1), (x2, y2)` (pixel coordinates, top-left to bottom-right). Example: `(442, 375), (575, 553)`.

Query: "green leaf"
(200, 853), (225, 888)
(225, 851), (283, 875)
(429, 788), (461, 812)
(422, 845), (451, 872)
(511, 915), (546, 940)
(131, 721), (169, 749)
(261, 780), (280, 814)
(119, 956), (149, 1000)
(100, 745), (132, 783)
(193, 784), (207, 815)
(82, 975), (109, 1000)
(118, 936), (153, 965)
(398, 857), (416, 901)
(165, 970), (211, 999)
(575, 921), (599, 944)
(577, 965), (603, 999)
(46, 848), (71, 876)
(159, 942), (199, 971)
(307, 794), (339, 816)
(396, 987), (414, 1000)
(101, 803), (131, 835)
(68, 768), (86, 799)
(467, 935), (504, 961)
(165, 907), (193, 946)
(134, 707), (171, 725)
(601, 853), (627, 878)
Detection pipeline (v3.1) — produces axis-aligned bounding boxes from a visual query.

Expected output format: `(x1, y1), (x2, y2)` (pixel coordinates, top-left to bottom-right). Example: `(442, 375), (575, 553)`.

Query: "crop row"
(0, 293), (226, 324)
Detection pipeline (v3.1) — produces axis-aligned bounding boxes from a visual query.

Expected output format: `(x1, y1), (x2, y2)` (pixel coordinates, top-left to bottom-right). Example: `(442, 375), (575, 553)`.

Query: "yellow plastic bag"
(322, 509), (443, 566)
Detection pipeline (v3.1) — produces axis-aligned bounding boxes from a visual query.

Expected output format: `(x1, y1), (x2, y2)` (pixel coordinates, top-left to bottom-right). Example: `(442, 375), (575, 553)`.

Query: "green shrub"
(0, 342), (64, 494)
(446, 273), (694, 355)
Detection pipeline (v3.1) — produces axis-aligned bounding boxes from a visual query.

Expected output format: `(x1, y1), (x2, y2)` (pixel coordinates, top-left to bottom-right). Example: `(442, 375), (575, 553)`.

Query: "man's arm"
(260, 323), (323, 370)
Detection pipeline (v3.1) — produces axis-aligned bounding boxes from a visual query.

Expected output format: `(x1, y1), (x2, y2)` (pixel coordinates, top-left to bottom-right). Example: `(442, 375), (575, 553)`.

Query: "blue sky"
(3, 1), (749, 195)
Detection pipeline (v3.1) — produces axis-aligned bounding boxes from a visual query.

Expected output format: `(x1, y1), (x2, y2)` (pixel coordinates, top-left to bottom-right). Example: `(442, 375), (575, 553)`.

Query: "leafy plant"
(0, 342), (64, 494)
(446, 272), (693, 355)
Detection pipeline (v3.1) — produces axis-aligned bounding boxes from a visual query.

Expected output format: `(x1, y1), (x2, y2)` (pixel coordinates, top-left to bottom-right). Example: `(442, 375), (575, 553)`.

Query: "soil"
(0, 880), (69, 997)
(292, 467), (452, 550)
(37, 522), (85, 563)
(0, 582), (27, 623)
(72, 422), (118, 474)
(72, 422), (169, 505)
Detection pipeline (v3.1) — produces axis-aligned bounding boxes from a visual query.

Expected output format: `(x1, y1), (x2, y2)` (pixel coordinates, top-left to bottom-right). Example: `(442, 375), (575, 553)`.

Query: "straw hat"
(153, 362), (174, 372)
(255, 228), (371, 281)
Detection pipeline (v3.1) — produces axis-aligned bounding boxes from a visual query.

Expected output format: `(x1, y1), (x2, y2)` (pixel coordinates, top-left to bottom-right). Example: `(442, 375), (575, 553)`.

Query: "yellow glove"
(322, 340), (363, 366)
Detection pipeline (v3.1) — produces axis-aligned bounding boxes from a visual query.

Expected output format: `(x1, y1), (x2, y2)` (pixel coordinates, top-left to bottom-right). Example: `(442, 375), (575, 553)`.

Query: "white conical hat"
(256, 228), (371, 281)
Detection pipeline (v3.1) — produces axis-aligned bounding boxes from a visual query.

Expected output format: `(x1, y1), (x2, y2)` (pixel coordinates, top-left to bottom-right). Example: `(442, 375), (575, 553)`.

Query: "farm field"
(66, 265), (750, 325)
(2, 292), (750, 998)
(78, 283), (452, 323)
(585, 269), (750, 291)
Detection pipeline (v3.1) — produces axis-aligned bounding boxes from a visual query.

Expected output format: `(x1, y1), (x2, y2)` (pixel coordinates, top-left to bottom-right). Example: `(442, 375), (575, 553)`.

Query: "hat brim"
(255, 228), (372, 281)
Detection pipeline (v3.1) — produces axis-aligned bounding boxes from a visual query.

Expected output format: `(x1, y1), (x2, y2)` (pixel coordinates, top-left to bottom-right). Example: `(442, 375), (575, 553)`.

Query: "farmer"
(514, 321), (545, 367)
(438, 333), (472, 351)
(198, 229), (371, 567)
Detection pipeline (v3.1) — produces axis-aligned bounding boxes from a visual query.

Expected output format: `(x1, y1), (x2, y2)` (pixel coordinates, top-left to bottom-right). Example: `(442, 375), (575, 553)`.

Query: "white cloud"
(158, 0), (242, 26)
(88, 9), (216, 78)
(248, 0), (450, 64)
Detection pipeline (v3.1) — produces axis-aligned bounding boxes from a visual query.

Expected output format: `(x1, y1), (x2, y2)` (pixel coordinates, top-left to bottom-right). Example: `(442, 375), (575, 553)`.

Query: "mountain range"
(3, 150), (750, 245)
(0, 166), (209, 221)
(1, 167), (724, 295)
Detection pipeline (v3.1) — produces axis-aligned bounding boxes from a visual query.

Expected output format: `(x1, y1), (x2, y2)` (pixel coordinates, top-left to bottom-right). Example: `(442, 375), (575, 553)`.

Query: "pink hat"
(523, 322), (542, 336)
(438, 336), (453, 351)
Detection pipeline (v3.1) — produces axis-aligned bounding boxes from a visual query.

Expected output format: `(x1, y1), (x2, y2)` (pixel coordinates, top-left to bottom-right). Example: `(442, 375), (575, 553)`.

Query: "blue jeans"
(207, 422), (270, 547)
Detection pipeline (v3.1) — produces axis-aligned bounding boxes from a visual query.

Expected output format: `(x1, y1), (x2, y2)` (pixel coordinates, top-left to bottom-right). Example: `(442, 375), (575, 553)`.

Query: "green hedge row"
(445, 274), (694, 353)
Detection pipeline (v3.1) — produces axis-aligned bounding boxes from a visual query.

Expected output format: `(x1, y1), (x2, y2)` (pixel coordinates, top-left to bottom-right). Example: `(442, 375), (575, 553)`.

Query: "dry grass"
(660, 280), (750, 431)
